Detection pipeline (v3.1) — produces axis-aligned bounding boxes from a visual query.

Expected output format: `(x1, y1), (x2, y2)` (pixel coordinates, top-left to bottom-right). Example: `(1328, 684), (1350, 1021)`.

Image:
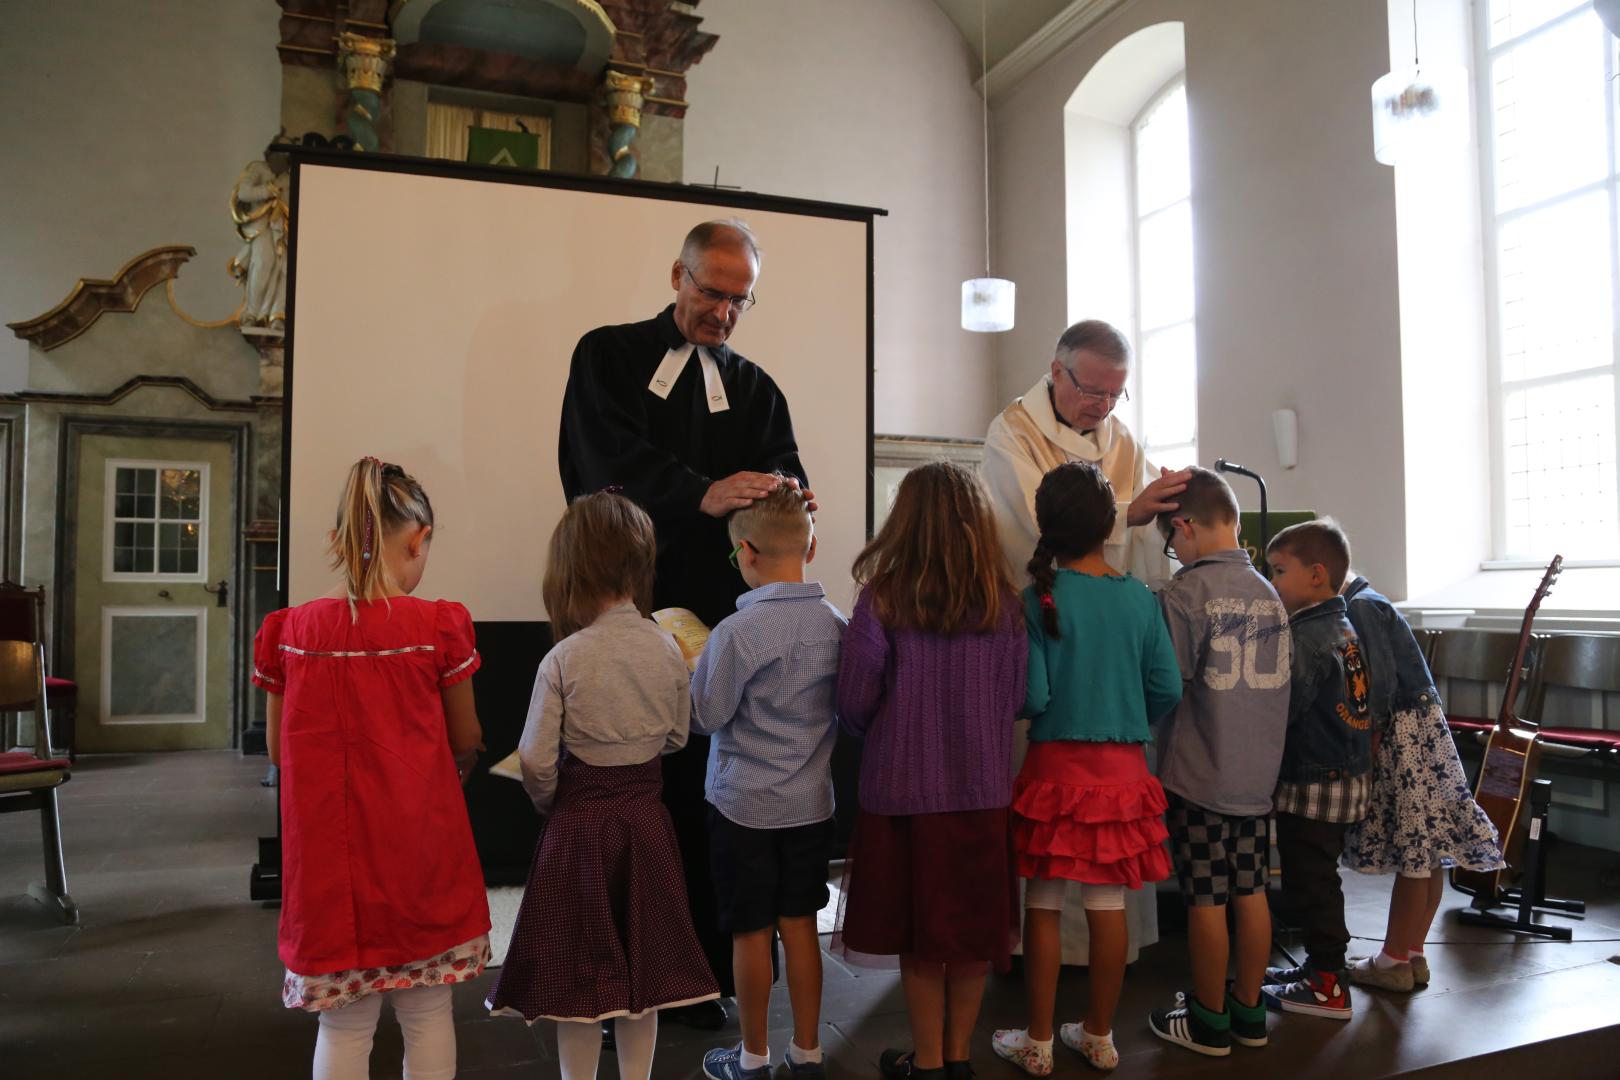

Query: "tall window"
(1133, 79), (1197, 468)
(1481, 1), (1618, 558)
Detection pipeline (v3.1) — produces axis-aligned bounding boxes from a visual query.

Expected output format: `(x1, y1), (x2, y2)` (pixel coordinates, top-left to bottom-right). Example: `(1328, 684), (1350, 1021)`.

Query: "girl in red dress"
(253, 458), (490, 1080)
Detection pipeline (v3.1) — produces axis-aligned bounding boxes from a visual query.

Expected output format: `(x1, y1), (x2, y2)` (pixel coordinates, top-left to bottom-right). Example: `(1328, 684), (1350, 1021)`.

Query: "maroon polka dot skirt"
(486, 755), (720, 1022)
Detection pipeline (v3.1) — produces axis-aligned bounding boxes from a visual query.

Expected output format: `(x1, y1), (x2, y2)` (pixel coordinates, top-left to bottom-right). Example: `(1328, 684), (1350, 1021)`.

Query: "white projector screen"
(284, 157), (874, 622)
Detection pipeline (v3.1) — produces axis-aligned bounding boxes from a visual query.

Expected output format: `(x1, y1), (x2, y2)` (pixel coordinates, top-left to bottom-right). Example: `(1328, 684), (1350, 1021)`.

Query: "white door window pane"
(106, 462), (207, 580)
(1135, 84), (1191, 215)
(1491, 11), (1608, 213)
(1496, 189), (1614, 382)
(1138, 201), (1195, 331)
(1502, 373), (1619, 557)
(1488, 0), (1591, 47)
(1140, 323), (1198, 450)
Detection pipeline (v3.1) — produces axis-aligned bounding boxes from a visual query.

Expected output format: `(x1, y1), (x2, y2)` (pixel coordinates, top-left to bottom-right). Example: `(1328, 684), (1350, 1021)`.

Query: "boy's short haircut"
(727, 478), (812, 558)
(1266, 518), (1352, 591)
(1155, 466), (1239, 535)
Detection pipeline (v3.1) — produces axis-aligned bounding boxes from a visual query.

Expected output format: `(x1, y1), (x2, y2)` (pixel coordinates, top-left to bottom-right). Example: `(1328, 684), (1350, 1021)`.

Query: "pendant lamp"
(962, 0), (1015, 332)
(1371, 0), (1467, 166)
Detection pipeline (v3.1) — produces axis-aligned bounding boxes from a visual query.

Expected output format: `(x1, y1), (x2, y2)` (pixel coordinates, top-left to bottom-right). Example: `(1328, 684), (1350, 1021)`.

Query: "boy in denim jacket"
(1259, 520), (1372, 1021)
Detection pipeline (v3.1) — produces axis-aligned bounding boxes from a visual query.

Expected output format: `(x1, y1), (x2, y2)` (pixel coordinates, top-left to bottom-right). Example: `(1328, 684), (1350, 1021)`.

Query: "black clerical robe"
(558, 304), (807, 627)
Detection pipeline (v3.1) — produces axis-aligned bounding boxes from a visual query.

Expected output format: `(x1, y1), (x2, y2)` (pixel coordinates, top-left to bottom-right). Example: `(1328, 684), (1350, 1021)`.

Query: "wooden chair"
(0, 639), (77, 923)
(1429, 628), (1539, 742)
(1411, 626), (1440, 666)
(1521, 634), (1620, 771)
(0, 581), (76, 759)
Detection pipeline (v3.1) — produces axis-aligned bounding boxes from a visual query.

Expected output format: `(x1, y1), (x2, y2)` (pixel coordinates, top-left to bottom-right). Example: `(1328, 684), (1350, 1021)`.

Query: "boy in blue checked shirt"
(1259, 519), (1373, 1022)
(691, 482), (846, 1080)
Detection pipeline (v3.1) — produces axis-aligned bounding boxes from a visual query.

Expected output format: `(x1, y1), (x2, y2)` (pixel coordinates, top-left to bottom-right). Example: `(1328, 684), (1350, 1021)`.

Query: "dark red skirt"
(1011, 741), (1172, 888)
(486, 755), (719, 1022)
(835, 806), (1019, 973)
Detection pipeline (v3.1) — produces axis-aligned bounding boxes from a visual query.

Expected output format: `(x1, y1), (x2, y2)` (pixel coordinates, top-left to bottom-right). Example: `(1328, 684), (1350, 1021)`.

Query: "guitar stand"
(1457, 779), (1584, 940)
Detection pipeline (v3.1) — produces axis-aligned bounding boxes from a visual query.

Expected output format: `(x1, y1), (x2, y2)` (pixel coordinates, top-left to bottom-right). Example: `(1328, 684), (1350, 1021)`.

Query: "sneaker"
(1411, 953), (1430, 987)
(1263, 962), (1306, 985)
(1261, 967), (1353, 1020)
(704, 1045), (772, 1080)
(990, 1030), (1053, 1077)
(1148, 992), (1231, 1058)
(1346, 954), (1415, 992)
(878, 1050), (941, 1080)
(1058, 1023), (1119, 1071)
(1224, 987), (1268, 1048)
(776, 1055), (827, 1080)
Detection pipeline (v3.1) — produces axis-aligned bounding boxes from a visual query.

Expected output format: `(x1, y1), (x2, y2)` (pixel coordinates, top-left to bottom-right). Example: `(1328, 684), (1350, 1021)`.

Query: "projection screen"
(282, 154), (876, 624)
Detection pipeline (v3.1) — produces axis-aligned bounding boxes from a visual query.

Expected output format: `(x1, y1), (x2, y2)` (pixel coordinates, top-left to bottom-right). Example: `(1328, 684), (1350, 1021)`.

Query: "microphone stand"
(1214, 458), (1269, 575)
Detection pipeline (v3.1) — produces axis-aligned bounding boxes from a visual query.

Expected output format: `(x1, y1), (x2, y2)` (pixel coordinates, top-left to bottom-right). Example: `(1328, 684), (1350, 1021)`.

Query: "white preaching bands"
(647, 343), (730, 413)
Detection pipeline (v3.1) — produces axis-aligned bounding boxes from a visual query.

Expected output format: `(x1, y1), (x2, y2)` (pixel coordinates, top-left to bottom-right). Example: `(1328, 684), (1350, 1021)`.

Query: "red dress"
(253, 597), (491, 980)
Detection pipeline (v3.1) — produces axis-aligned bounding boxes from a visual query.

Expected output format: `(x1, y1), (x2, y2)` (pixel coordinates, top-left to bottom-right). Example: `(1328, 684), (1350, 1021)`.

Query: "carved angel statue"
(229, 148), (290, 329)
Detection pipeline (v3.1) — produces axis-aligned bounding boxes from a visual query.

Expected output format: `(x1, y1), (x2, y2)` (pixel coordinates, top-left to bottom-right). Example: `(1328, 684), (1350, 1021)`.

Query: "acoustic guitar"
(1451, 555), (1562, 905)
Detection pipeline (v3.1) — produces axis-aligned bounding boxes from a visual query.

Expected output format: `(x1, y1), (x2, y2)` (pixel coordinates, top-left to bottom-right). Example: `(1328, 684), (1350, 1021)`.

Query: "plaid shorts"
(1166, 792), (1270, 907)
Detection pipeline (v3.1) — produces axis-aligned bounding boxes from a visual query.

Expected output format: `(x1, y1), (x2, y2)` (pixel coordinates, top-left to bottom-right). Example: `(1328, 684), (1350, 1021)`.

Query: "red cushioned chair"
(0, 638), (77, 924)
(1431, 628), (1538, 742)
(1522, 634), (1620, 769)
(0, 581), (76, 760)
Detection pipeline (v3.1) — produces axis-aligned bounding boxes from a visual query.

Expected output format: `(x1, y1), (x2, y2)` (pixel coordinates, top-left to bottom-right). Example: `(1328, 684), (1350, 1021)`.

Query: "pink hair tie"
(362, 507), (374, 561)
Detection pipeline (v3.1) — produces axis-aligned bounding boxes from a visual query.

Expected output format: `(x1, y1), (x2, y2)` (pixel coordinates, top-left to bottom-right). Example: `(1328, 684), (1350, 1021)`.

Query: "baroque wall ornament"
(603, 69), (655, 178)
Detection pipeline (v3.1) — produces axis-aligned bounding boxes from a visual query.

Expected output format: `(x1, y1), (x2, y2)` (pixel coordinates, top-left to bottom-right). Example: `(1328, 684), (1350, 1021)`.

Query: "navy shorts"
(707, 808), (833, 934)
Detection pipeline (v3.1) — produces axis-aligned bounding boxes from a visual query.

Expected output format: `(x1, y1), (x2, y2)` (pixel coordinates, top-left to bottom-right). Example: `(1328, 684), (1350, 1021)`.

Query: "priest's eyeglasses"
(683, 265), (756, 312)
(1059, 364), (1129, 407)
(728, 538), (758, 569)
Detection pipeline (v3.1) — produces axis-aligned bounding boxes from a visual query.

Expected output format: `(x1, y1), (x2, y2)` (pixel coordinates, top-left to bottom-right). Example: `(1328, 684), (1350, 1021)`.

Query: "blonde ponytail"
(328, 457), (434, 618)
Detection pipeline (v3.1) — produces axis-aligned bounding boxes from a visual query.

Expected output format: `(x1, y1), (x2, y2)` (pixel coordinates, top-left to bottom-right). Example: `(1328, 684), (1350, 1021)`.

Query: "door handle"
(203, 580), (229, 608)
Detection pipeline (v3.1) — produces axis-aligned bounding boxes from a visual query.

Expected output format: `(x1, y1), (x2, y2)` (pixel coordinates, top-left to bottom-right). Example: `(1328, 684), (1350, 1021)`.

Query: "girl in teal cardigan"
(992, 462), (1182, 1075)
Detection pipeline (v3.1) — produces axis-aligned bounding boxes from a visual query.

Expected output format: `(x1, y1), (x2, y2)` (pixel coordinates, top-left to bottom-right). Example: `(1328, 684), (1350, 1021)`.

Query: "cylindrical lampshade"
(962, 277), (1015, 332)
(1370, 64), (1469, 166)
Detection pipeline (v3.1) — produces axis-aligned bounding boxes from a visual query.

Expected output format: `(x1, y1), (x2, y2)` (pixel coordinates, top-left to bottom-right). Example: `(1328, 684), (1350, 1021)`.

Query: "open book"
(653, 607), (711, 673)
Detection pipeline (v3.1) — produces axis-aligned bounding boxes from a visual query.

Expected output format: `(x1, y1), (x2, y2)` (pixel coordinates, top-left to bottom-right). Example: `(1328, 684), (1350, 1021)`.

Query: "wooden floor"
(3, 751), (1619, 1079)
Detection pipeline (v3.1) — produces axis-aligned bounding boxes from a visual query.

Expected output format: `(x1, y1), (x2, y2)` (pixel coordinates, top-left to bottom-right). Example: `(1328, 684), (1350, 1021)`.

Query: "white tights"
(556, 1013), (660, 1080)
(312, 984), (456, 1080)
(1025, 878), (1125, 911)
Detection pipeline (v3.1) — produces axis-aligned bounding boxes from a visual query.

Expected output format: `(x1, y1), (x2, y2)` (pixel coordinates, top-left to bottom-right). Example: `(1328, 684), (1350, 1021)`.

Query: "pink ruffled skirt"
(1011, 740), (1172, 888)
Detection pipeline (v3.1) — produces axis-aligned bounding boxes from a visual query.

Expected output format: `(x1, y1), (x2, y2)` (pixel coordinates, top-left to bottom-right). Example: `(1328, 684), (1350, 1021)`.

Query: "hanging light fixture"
(962, 0), (1014, 332)
(1370, 0), (1468, 166)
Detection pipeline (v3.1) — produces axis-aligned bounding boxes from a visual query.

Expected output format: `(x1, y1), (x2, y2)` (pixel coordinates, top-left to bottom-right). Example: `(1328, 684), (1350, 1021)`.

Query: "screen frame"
(273, 144), (883, 611)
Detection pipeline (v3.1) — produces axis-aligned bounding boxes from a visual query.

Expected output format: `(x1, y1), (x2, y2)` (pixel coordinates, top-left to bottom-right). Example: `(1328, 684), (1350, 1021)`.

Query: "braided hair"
(1027, 461), (1117, 639)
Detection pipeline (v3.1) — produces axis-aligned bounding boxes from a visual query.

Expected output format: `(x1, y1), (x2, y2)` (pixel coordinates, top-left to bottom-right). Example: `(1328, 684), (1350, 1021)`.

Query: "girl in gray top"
(489, 492), (718, 1079)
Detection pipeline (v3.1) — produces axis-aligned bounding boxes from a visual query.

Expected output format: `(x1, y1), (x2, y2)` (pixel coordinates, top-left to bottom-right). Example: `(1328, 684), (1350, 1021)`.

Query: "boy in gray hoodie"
(1146, 468), (1291, 1058)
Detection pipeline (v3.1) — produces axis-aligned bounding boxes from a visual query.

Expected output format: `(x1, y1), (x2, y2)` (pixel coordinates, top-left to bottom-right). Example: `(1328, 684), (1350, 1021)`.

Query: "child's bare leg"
(943, 964), (988, 1062)
(1383, 873), (1431, 959)
(1186, 904), (1230, 1012)
(1230, 891), (1271, 1004)
(1021, 907), (1062, 1041)
(1083, 906), (1127, 1036)
(733, 927), (775, 1056)
(778, 915), (822, 1052)
(900, 956), (947, 1069)
(1411, 872), (1445, 955)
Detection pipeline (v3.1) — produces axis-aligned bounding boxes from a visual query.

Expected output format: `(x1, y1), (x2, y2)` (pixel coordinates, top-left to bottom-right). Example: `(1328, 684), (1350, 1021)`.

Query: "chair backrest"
(0, 582), (40, 646)
(1524, 634), (1620, 724)
(0, 641), (49, 760)
(1411, 627), (1440, 665)
(1429, 628), (1539, 721)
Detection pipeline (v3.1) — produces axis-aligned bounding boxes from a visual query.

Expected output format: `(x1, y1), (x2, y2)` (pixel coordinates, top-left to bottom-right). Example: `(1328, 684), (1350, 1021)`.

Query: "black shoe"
(602, 1021), (616, 1052)
(668, 998), (730, 1031)
(944, 1062), (974, 1080)
(1148, 991), (1232, 1058)
(879, 1050), (944, 1080)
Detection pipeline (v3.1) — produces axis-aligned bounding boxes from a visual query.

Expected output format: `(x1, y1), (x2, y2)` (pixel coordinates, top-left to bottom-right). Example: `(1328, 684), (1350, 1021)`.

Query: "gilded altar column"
(600, 70), (656, 179)
(336, 32), (397, 153)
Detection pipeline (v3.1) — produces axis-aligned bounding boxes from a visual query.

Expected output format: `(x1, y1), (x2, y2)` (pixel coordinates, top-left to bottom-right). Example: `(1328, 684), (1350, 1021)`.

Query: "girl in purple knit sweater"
(835, 462), (1029, 1080)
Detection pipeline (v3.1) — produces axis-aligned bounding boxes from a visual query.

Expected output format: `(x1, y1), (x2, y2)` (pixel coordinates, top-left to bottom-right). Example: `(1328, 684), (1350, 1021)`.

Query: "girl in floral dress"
(1339, 575), (1502, 992)
(253, 457), (490, 1080)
